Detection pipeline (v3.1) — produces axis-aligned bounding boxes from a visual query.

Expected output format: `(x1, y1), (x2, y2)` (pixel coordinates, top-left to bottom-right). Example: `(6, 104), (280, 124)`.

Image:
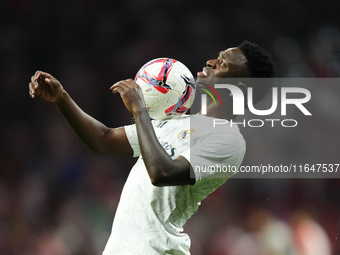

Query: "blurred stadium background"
(1, 0), (339, 254)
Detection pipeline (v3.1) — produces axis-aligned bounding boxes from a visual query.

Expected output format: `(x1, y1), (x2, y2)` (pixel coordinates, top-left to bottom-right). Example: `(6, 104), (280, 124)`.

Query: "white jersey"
(102, 114), (246, 255)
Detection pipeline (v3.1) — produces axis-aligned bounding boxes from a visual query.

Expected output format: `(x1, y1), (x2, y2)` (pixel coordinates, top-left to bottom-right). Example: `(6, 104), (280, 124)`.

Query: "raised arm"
(111, 79), (194, 186)
(29, 71), (132, 155)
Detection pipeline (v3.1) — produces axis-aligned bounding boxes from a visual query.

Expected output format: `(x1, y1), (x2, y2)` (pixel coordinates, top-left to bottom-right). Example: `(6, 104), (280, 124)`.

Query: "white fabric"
(102, 114), (246, 255)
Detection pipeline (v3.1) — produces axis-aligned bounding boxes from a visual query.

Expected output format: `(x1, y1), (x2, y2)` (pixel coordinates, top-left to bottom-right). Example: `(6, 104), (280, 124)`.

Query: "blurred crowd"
(1, 0), (340, 254)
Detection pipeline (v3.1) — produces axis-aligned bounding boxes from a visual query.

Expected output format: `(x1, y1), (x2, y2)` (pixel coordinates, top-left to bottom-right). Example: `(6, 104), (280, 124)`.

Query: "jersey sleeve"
(180, 131), (246, 184)
(124, 124), (140, 157)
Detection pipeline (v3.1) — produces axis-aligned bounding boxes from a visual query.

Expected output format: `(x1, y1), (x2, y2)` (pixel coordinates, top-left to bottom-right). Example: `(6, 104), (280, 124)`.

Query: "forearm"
(54, 91), (110, 153)
(133, 108), (192, 186)
(29, 71), (131, 155)
(109, 78), (192, 185)
(134, 108), (173, 180)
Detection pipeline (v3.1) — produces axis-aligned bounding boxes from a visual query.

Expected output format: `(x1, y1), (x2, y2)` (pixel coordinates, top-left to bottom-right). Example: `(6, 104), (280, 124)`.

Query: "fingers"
(110, 81), (123, 94)
(32, 70), (53, 88)
(111, 84), (124, 94)
(31, 75), (38, 88)
(110, 79), (137, 94)
(29, 82), (35, 98)
(29, 70), (53, 98)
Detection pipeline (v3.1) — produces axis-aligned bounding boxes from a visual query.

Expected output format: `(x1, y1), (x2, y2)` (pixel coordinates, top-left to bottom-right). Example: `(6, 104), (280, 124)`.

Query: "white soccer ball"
(134, 58), (196, 121)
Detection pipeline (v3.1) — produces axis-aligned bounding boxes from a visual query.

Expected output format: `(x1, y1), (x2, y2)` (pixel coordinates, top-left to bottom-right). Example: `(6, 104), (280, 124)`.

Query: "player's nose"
(206, 59), (217, 68)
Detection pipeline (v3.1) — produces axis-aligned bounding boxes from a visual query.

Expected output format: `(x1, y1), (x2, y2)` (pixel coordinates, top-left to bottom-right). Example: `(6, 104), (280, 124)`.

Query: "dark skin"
(28, 47), (248, 186)
(197, 47), (249, 120)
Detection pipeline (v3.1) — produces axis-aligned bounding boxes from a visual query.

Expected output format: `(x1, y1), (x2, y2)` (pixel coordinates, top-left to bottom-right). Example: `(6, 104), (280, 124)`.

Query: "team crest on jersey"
(178, 129), (195, 140)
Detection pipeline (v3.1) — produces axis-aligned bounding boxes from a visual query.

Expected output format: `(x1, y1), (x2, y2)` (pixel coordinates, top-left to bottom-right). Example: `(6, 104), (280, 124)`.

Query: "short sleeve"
(124, 124), (140, 157)
(180, 131), (245, 184)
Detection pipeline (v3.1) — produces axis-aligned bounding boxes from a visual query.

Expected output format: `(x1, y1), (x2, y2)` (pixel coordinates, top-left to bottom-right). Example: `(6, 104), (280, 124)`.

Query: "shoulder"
(190, 114), (245, 144)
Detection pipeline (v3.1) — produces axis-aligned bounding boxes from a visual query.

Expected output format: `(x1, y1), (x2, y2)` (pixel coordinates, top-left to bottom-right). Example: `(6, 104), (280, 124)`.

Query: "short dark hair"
(238, 40), (276, 78)
(238, 40), (276, 104)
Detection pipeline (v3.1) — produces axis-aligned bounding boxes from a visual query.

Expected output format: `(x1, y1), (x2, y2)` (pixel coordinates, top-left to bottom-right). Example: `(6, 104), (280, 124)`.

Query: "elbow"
(151, 178), (165, 187)
(150, 170), (169, 187)
(90, 147), (100, 153)
(87, 143), (101, 154)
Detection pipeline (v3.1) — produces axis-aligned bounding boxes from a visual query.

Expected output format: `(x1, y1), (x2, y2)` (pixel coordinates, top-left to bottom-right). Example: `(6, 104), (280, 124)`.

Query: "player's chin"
(196, 76), (213, 87)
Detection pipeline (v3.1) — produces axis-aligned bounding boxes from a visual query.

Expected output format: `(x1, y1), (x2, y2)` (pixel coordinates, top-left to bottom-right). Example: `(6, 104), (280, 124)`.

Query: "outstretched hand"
(29, 71), (64, 103)
(110, 79), (146, 115)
